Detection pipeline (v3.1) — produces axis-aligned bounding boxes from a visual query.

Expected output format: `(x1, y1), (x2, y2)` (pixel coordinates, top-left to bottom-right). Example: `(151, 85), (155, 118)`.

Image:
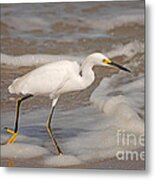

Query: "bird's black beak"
(103, 59), (131, 73)
(110, 61), (131, 73)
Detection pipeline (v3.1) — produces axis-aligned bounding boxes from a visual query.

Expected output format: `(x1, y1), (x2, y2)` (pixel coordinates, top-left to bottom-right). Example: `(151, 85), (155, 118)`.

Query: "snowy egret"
(5, 53), (130, 155)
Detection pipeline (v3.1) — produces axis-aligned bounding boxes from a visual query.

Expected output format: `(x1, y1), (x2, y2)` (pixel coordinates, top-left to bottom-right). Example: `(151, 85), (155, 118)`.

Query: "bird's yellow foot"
(5, 128), (18, 144)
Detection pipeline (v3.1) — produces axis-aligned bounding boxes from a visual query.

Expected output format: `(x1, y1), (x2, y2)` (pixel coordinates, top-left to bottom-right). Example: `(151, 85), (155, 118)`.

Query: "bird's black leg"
(14, 94), (33, 133)
(46, 105), (63, 155)
(5, 94), (33, 144)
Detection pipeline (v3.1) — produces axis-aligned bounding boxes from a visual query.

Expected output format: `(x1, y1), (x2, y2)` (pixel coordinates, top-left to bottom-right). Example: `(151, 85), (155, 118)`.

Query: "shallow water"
(1, 1), (144, 55)
(1, 1), (144, 169)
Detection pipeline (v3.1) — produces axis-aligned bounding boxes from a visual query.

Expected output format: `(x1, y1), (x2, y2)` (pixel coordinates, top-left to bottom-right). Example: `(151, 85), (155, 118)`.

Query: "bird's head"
(86, 53), (131, 73)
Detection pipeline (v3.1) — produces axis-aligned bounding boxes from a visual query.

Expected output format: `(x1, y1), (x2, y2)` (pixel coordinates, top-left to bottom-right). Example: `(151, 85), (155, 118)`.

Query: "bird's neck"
(80, 61), (95, 89)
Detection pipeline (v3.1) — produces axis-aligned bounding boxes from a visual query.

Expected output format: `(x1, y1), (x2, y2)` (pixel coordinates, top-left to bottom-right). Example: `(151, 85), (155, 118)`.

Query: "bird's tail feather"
(8, 84), (15, 94)
(8, 78), (20, 94)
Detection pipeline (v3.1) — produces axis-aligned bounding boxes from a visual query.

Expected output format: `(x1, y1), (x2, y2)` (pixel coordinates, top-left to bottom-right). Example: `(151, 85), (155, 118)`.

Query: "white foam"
(42, 155), (81, 167)
(90, 73), (144, 135)
(103, 96), (144, 133)
(1, 134), (43, 146)
(107, 40), (144, 59)
(1, 143), (50, 159)
(1, 54), (83, 67)
(1, 40), (144, 67)
(1, 91), (144, 164)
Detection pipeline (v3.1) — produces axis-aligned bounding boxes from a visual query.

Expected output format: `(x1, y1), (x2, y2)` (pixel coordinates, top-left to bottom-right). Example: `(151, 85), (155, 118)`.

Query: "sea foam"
(1, 40), (143, 67)
(1, 143), (50, 159)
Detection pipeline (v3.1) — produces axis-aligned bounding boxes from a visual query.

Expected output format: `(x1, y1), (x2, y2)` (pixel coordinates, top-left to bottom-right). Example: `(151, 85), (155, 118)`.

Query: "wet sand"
(1, 157), (144, 170)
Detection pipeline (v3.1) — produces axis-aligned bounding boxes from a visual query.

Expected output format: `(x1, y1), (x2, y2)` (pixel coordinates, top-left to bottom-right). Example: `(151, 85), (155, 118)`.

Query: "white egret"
(5, 53), (130, 155)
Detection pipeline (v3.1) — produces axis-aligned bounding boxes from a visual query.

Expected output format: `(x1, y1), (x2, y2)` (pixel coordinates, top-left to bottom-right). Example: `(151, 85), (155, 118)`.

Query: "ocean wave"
(1, 40), (144, 67)
(85, 14), (144, 32)
(90, 71), (144, 135)
(107, 40), (144, 59)
(1, 17), (51, 33)
(1, 11), (144, 45)
(1, 54), (83, 67)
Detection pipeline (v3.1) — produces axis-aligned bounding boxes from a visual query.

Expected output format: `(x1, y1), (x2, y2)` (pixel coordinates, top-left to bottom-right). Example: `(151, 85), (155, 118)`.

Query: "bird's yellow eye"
(103, 59), (112, 64)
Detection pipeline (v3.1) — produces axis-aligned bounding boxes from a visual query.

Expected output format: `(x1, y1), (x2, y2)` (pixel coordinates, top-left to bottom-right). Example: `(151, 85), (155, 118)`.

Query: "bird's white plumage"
(9, 60), (80, 98)
(8, 53), (119, 100)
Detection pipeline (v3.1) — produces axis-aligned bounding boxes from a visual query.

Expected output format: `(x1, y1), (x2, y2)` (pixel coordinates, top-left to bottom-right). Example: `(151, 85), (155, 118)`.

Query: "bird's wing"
(9, 61), (80, 96)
